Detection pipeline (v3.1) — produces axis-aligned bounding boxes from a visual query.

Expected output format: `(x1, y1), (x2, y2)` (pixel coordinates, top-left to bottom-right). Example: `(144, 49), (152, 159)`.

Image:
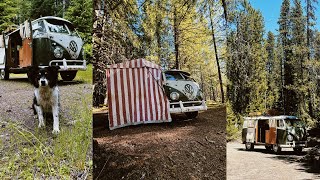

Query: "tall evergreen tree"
(305, 0), (318, 118)
(291, 0), (307, 115)
(279, 0), (296, 114)
(226, 0), (267, 114)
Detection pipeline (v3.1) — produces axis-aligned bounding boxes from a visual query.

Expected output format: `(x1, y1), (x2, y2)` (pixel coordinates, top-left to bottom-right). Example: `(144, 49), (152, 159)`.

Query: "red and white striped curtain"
(106, 59), (171, 130)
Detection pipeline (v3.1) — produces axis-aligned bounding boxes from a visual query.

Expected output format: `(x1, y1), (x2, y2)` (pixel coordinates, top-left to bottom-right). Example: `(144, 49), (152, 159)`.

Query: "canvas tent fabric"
(106, 59), (172, 130)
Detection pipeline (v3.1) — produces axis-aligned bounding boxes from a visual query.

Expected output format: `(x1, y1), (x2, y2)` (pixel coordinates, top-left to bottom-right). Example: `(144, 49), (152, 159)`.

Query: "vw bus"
(0, 16), (86, 81)
(242, 116), (307, 154)
(163, 70), (207, 118)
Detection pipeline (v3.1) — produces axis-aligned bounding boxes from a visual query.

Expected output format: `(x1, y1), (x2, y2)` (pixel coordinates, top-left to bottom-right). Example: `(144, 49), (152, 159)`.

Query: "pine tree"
(226, 0), (267, 114)
(291, 0), (307, 116)
(279, 0), (296, 114)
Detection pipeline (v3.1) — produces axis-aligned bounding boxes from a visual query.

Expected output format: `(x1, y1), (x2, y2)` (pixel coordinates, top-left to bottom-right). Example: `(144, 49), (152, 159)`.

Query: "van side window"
(277, 120), (284, 128)
(243, 120), (248, 128)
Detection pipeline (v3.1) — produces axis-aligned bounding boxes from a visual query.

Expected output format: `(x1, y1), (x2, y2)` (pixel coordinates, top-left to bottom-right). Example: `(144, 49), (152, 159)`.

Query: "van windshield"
(46, 19), (69, 34)
(165, 72), (184, 81)
(285, 119), (305, 128)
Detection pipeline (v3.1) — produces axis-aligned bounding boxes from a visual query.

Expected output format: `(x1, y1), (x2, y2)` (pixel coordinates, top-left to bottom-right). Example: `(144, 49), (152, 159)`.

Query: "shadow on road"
(236, 146), (320, 176)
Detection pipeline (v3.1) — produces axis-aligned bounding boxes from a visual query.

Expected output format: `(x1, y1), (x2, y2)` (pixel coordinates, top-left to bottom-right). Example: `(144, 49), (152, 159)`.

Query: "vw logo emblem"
(69, 40), (78, 52)
(185, 84), (194, 94)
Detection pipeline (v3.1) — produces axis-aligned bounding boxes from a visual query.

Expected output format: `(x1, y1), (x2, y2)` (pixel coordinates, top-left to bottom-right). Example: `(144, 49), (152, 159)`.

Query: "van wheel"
(265, 145), (272, 151)
(185, 111), (198, 119)
(273, 144), (281, 154)
(60, 71), (77, 81)
(0, 69), (9, 80)
(245, 142), (254, 150)
(293, 147), (303, 154)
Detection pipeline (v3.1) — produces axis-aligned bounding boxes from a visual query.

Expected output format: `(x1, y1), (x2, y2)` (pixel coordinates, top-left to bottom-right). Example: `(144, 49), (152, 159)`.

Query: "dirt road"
(93, 105), (226, 180)
(227, 142), (320, 180)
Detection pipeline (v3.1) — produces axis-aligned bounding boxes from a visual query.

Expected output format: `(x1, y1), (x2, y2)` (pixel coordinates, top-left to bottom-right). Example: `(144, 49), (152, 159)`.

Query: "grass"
(73, 64), (92, 84)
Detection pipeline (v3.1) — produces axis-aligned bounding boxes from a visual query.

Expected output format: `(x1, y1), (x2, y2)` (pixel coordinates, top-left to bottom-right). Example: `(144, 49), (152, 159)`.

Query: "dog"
(28, 66), (60, 134)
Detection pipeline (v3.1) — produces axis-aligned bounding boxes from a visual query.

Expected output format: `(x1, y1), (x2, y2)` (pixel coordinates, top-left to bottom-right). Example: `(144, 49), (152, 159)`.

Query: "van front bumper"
(279, 141), (307, 148)
(169, 100), (207, 113)
(49, 59), (86, 71)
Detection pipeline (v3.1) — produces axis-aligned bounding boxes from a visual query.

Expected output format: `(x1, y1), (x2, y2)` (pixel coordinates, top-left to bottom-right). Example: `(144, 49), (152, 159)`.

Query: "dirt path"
(93, 105), (226, 180)
(227, 142), (320, 180)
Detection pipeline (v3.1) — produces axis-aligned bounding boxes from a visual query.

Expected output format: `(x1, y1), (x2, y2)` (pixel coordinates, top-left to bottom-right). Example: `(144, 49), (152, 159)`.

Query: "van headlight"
(53, 46), (64, 58)
(287, 134), (293, 142)
(170, 92), (179, 100)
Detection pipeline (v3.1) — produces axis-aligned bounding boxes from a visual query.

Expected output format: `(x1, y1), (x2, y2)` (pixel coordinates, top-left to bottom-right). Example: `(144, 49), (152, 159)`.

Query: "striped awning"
(106, 59), (172, 130)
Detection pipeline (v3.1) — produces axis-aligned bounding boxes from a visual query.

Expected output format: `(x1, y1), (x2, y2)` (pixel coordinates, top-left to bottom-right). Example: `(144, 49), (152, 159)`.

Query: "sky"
(249, 0), (320, 35)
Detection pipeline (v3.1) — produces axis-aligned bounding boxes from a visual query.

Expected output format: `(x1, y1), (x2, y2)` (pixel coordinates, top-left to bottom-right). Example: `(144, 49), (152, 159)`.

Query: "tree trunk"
(209, 4), (224, 103)
(173, 6), (179, 69)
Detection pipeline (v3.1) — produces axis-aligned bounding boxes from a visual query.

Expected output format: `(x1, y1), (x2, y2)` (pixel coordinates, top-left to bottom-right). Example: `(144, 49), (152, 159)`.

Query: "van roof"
(164, 70), (190, 76)
(36, 16), (72, 24)
(5, 16), (73, 36)
(244, 115), (298, 120)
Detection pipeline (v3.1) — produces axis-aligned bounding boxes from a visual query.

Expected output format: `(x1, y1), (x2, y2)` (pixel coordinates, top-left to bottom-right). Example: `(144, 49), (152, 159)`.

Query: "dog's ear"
(48, 66), (59, 88)
(27, 66), (39, 88)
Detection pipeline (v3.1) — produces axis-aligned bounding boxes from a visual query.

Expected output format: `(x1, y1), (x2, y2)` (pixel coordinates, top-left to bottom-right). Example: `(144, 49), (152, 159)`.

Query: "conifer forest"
(227, 0), (320, 139)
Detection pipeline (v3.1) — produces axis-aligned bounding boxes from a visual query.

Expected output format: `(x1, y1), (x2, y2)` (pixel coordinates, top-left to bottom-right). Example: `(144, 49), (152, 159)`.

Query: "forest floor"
(93, 105), (226, 180)
(227, 141), (320, 180)
(0, 66), (92, 179)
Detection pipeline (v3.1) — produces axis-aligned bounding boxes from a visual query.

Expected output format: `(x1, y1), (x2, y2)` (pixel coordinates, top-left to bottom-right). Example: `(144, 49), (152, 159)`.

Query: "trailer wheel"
(245, 142), (254, 150)
(293, 147), (302, 154)
(60, 71), (77, 81)
(185, 111), (198, 119)
(0, 69), (9, 80)
(273, 144), (281, 154)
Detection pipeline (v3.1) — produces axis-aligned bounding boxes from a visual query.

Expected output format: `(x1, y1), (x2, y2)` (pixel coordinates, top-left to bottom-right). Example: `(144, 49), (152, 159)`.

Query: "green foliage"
(65, 0), (93, 61)
(0, 0), (19, 32)
(226, 102), (242, 141)
(226, 0), (267, 114)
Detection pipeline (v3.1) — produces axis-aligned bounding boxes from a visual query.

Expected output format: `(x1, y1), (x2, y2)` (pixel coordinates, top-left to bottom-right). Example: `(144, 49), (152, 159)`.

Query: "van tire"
(60, 71), (77, 81)
(273, 144), (281, 154)
(265, 145), (272, 151)
(0, 69), (9, 80)
(185, 111), (198, 119)
(293, 147), (303, 154)
(245, 142), (254, 150)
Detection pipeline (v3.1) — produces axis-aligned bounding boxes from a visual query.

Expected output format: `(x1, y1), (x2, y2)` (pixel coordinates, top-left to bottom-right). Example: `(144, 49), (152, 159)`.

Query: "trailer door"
(19, 20), (32, 67)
